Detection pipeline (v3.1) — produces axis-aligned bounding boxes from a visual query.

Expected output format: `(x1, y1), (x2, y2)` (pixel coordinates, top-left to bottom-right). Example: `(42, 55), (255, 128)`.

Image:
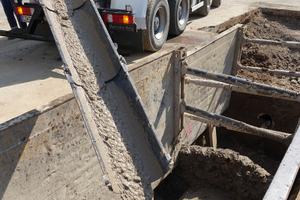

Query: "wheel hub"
(178, 0), (187, 26)
(178, 5), (182, 18)
(154, 16), (160, 32)
(153, 7), (166, 40)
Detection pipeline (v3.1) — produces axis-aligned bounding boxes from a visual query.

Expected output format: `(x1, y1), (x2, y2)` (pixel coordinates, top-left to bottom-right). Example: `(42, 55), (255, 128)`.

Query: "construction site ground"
(1, 1), (300, 200)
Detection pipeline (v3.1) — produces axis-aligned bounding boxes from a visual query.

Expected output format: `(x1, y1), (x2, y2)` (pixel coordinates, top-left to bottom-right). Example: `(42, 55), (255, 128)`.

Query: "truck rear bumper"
(0, 29), (54, 41)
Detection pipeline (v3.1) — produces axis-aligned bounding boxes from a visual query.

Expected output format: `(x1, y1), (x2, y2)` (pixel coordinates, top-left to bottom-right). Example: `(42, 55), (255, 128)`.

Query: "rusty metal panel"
(183, 25), (242, 144)
(129, 53), (175, 155)
(0, 94), (120, 200)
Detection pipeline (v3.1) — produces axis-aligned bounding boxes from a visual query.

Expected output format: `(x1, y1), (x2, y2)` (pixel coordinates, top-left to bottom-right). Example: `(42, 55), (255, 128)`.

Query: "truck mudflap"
(39, 0), (172, 196)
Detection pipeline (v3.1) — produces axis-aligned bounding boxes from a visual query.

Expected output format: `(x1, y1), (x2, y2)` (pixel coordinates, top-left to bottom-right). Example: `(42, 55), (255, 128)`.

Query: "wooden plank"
(208, 125), (217, 149)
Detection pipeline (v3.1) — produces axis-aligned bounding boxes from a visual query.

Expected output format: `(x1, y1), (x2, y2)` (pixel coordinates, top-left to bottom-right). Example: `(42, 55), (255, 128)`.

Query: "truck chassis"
(0, 0), (221, 51)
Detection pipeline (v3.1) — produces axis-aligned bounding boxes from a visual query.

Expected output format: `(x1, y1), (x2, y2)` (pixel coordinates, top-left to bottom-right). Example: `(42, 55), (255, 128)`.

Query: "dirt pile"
(179, 145), (271, 200)
(238, 10), (300, 91)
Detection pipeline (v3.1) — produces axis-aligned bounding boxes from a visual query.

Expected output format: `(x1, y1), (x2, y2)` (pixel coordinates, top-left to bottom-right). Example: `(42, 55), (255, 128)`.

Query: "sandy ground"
(0, 4), (70, 123)
(0, 1), (299, 123)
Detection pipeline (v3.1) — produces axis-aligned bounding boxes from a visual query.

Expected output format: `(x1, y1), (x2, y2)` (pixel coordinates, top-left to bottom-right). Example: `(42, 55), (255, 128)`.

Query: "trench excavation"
(155, 8), (300, 200)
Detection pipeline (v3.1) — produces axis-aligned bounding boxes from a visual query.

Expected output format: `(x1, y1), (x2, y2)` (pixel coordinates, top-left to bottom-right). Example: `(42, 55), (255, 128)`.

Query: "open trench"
(154, 8), (300, 200)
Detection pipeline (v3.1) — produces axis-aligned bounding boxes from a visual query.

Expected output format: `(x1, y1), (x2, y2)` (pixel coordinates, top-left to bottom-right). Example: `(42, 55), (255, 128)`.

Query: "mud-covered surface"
(155, 9), (300, 200)
(155, 144), (274, 200)
(238, 10), (300, 91)
(179, 146), (271, 200)
(200, 8), (300, 91)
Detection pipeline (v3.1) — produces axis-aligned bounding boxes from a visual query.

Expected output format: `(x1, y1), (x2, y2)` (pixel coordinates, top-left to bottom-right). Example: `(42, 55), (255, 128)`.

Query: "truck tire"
(168, 0), (190, 36)
(143, 0), (170, 51)
(197, 0), (211, 16)
(212, 0), (221, 7)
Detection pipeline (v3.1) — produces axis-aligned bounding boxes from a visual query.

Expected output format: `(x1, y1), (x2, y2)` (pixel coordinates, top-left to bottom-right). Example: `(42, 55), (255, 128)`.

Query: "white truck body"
(110, 0), (148, 29)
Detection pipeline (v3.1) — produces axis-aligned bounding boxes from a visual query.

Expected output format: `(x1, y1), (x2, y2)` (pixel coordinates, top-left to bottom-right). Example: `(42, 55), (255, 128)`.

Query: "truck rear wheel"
(169, 0), (190, 36)
(197, 0), (211, 16)
(212, 0), (221, 7)
(143, 0), (170, 51)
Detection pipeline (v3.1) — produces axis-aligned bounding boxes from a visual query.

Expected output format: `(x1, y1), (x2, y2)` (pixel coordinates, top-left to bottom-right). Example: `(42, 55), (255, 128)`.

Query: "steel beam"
(184, 105), (292, 145)
(184, 67), (300, 102)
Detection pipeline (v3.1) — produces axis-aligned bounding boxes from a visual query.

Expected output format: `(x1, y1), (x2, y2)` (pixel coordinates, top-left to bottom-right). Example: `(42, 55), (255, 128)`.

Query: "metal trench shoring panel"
(182, 64), (300, 199)
(181, 64), (297, 143)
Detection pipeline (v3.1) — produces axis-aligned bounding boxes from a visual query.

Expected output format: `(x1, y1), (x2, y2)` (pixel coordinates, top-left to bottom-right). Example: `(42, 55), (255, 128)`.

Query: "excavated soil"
(155, 9), (300, 200)
(238, 9), (300, 91)
(179, 146), (271, 200)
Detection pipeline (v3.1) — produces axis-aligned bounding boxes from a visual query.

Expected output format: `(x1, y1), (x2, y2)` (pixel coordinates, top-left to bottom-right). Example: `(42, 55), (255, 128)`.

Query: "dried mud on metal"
(52, 1), (150, 199)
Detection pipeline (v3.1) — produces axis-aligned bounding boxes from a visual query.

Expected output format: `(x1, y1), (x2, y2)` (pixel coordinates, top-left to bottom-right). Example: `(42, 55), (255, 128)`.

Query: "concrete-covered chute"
(39, 0), (172, 197)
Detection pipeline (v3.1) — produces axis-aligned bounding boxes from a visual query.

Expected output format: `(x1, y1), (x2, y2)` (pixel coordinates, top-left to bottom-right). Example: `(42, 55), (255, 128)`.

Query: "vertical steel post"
(173, 50), (182, 140)
(232, 27), (244, 75)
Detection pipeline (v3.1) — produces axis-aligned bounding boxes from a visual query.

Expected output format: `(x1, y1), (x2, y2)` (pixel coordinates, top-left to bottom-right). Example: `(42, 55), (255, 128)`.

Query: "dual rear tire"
(169, 0), (190, 36)
(197, 0), (211, 16)
(212, 0), (221, 7)
(197, 0), (221, 16)
(143, 0), (221, 51)
(143, 0), (189, 51)
(143, 0), (170, 51)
